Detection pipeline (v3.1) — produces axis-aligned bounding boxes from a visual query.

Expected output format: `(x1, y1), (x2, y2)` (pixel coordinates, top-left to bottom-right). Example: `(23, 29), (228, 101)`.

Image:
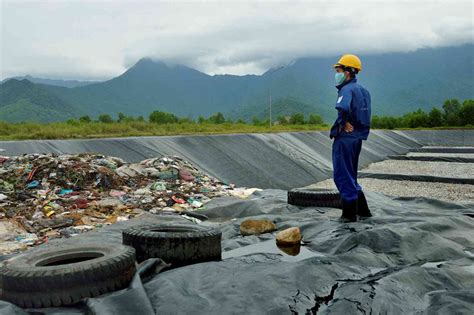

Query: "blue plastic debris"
(26, 180), (40, 189)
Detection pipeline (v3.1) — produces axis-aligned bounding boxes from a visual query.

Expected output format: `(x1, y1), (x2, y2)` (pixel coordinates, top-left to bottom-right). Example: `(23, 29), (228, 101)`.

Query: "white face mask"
(335, 72), (346, 85)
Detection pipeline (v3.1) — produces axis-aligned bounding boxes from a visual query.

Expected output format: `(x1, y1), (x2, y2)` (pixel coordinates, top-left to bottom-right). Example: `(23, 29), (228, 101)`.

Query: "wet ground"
(222, 240), (325, 262)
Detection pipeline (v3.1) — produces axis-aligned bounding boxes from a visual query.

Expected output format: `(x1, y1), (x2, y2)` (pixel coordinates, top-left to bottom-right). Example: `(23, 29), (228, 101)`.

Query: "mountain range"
(0, 44), (472, 123)
(1, 75), (99, 88)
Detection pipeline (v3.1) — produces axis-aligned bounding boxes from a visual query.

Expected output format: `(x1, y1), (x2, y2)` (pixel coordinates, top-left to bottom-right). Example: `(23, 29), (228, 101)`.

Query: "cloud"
(1, 0), (473, 80)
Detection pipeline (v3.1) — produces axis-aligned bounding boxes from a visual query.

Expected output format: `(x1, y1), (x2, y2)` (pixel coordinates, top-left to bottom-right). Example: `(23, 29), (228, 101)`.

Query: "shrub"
(149, 111), (178, 124)
(289, 113), (305, 125)
(308, 114), (324, 125)
(98, 114), (113, 123)
(79, 115), (91, 123)
(459, 100), (474, 126)
(442, 99), (461, 126)
(208, 112), (225, 124)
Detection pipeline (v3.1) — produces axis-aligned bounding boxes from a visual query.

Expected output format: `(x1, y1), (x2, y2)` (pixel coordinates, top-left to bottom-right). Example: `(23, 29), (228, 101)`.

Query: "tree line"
(71, 98), (473, 129)
(73, 111), (326, 126)
(371, 99), (473, 129)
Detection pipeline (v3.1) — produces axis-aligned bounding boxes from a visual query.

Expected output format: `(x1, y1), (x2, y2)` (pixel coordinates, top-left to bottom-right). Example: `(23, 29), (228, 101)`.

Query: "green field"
(1, 120), (472, 141)
(0, 121), (332, 140)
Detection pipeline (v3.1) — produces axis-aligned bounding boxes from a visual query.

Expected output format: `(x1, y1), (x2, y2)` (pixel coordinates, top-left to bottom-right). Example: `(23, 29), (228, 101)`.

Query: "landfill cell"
(0, 130), (473, 314)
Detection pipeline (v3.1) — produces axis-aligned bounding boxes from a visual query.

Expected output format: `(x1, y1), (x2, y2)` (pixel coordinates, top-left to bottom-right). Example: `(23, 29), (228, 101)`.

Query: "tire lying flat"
(0, 244), (136, 308)
(123, 224), (222, 266)
(287, 189), (342, 208)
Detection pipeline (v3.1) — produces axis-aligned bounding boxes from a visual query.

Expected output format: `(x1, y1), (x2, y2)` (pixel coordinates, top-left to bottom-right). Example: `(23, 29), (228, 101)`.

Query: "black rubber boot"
(339, 199), (357, 222)
(357, 191), (372, 218)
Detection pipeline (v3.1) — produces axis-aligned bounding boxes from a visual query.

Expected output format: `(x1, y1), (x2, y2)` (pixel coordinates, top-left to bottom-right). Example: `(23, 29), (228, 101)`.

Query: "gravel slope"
(308, 178), (474, 203)
(407, 152), (474, 158)
(363, 160), (474, 178)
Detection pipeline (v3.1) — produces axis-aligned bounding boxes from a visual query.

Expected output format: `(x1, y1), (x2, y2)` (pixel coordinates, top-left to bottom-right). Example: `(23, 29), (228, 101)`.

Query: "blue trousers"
(332, 136), (363, 203)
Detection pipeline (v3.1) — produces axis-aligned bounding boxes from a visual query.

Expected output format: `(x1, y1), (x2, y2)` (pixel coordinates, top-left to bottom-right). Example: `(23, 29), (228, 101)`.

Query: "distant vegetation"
(372, 99), (473, 129)
(0, 99), (471, 141)
(229, 97), (325, 123)
(0, 110), (328, 140)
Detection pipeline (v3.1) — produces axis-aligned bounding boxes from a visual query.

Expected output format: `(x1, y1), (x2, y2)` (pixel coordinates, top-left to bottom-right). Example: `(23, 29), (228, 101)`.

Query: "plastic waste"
(58, 189), (73, 196)
(0, 153), (255, 255)
(26, 180), (40, 189)
(151, 182), (167, 191)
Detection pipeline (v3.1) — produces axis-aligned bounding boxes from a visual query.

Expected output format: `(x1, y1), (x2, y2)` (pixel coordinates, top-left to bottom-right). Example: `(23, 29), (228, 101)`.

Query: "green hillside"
(229, 97), (325, 122)
(0, 79), (81, 122)
(1, 75), (99, 88)
(1, 44), (472, 123)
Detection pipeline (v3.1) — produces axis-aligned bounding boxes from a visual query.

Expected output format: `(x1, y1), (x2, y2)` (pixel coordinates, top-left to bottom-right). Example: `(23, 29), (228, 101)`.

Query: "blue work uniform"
(329, 78), (371, 203)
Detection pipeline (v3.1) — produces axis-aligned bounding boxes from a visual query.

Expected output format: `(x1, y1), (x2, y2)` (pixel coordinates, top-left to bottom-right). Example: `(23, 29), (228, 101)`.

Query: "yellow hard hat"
(333, 54), (362, 72)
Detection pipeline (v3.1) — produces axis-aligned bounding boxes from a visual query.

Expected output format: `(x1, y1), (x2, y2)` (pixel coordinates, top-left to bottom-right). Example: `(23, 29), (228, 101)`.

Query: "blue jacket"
(329, 78), (371, 140)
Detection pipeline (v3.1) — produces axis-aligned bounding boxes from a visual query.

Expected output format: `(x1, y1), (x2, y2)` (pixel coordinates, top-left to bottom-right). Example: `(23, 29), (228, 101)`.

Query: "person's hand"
(344, 122), (354, 133)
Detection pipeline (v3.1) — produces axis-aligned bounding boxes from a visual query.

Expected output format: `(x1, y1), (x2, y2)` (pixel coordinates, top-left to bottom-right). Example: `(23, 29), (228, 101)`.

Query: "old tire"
(0, 244), (136, 308)
(122, 224), (222, 266)
(287, 189), (342, 208)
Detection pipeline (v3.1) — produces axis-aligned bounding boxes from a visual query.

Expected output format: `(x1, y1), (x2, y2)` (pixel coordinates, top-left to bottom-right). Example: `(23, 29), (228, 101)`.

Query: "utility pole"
(269, 90), (272, 128)
(268, 65), (286, 128)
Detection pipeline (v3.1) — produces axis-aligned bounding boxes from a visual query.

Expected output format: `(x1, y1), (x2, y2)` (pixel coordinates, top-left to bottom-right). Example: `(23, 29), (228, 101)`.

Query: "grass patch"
(0, 121), (330, 141)
(0, 121), (471, 141)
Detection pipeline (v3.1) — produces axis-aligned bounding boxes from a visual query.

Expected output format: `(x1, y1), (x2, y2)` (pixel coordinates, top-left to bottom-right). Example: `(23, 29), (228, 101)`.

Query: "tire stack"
(287, 189), (342, 208)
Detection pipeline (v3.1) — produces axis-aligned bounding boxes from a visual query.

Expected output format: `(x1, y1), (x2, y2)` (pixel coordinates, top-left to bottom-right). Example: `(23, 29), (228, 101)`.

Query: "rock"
(276, 227), (301, 246)
(240, 219), (276, 236)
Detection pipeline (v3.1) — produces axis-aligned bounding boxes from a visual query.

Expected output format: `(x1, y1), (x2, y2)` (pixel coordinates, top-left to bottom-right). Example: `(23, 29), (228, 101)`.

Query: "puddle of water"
(222, 240), (325, 262)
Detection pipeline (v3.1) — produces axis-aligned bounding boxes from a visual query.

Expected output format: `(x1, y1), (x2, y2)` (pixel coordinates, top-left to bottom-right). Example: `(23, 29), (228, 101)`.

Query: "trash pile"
(0, 153), (260, 255)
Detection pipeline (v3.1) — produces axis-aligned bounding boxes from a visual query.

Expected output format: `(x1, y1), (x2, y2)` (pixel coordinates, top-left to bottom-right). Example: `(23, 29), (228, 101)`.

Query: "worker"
(329, 54), (372, 222)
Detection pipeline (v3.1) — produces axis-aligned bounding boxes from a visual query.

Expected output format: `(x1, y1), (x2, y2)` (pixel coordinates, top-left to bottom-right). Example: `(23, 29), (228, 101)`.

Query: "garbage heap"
(0, 153), (259, 255)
